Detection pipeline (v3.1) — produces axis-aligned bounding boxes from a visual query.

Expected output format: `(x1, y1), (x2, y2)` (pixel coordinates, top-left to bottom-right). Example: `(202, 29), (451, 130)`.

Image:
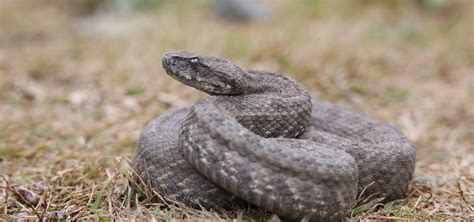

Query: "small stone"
(413, 176), (438, 189)
(215, 0), (270, 22)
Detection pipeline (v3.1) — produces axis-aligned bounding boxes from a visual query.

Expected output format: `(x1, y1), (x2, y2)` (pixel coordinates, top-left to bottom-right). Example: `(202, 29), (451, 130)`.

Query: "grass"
(1, 0), (473, 220)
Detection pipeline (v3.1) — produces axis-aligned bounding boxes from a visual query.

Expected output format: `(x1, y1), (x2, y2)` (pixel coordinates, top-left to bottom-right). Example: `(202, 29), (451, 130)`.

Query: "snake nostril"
(162, 55), (173, 67)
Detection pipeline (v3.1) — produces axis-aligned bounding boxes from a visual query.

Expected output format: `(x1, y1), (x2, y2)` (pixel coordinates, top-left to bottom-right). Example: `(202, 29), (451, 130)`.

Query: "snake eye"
(190, 58), (198, 64)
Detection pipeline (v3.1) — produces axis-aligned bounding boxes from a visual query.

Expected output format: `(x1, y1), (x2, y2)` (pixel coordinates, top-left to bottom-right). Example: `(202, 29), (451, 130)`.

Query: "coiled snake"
(133, 51), (415, 221)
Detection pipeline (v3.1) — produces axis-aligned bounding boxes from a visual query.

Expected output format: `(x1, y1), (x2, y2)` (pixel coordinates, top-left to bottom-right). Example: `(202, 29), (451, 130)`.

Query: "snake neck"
(163, 51), (312, 138)
(232, 70), (267, 94)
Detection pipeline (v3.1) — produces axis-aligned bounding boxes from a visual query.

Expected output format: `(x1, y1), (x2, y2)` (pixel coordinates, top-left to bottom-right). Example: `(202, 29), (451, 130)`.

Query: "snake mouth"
(163, 67), (230, 95)
(170, 71), (233, 95)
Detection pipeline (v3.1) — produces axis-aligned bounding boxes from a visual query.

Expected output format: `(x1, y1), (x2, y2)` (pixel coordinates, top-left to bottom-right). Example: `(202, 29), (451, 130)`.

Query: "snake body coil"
(133, 51), (416, 221)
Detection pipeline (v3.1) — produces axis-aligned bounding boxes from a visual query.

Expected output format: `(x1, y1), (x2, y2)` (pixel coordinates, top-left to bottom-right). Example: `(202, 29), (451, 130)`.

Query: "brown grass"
(0, 0), (473, 220)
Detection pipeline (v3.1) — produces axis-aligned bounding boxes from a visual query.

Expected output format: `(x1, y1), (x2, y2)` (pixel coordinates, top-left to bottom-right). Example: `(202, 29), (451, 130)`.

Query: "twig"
(2, 176), (8, 215)
(40, 190), (53, 221)
(357, 181), (376, 201)
(70, 184), (96, 221)
(455, 179), (472, 211)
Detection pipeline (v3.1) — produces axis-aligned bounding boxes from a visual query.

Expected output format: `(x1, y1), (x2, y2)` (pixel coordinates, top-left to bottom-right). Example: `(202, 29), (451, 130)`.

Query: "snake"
(133, 51), (416, 221)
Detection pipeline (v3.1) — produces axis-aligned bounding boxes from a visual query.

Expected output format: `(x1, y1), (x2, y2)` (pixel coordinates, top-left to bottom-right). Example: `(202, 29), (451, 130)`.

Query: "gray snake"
(133, 51), (416, 221)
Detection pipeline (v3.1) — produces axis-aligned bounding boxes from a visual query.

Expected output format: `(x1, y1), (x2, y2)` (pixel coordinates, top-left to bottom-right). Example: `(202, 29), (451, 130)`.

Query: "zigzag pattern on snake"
(133, 51), (416, 221)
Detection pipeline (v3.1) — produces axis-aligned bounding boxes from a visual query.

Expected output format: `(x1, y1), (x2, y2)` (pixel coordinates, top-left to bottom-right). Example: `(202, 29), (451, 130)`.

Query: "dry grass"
(0, 0), (473, 220)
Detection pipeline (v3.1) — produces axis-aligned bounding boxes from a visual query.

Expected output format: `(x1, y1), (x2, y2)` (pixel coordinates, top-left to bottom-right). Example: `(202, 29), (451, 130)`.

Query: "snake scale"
(133, 51), (416, 221)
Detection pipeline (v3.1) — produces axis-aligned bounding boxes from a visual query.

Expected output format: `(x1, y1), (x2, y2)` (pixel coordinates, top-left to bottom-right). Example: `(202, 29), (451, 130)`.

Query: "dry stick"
(104, 169), (115, 217)
(0, 175), (45, 220)
(108, 193), (113, 217)
(105, 169), (116, 217)
(134, 160), (153, 200)
(368, 216), (405, 220)
(122, 159), (136, 211)
(410, 182), (433, 202)
(412, 195), (422, 209)
(455, 179), (472, 211)
(2, 176), (8, 215)
(350, 181), (384, 219)
(451, 159), (472, 212)
(37, 188), (49, 220)
(129, 159), (160, 204)
(93, 156), (132, 217)
(126, 157), (215, 219)
(128, 160), (181, 218)
(70, 184), (96, 221)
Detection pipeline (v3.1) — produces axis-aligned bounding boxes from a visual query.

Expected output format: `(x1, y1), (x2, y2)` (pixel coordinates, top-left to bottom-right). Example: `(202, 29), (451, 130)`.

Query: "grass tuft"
(1, 0), (472, 220)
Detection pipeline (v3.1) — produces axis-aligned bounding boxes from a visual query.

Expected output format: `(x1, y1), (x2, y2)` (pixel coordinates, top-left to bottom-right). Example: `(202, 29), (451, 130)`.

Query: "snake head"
(162, 51), (247, 95)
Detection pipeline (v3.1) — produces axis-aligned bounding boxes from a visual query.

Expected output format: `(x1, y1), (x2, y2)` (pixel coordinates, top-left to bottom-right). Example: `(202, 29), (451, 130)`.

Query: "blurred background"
(0, 0), (473, 220)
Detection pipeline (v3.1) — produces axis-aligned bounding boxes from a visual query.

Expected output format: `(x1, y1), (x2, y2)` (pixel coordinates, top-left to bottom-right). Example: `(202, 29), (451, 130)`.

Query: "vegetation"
(0, 0), (472, 220)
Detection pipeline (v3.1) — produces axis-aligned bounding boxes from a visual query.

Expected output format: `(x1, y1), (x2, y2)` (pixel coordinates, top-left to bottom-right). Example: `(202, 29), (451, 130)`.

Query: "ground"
(0, 0), (472, 221)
